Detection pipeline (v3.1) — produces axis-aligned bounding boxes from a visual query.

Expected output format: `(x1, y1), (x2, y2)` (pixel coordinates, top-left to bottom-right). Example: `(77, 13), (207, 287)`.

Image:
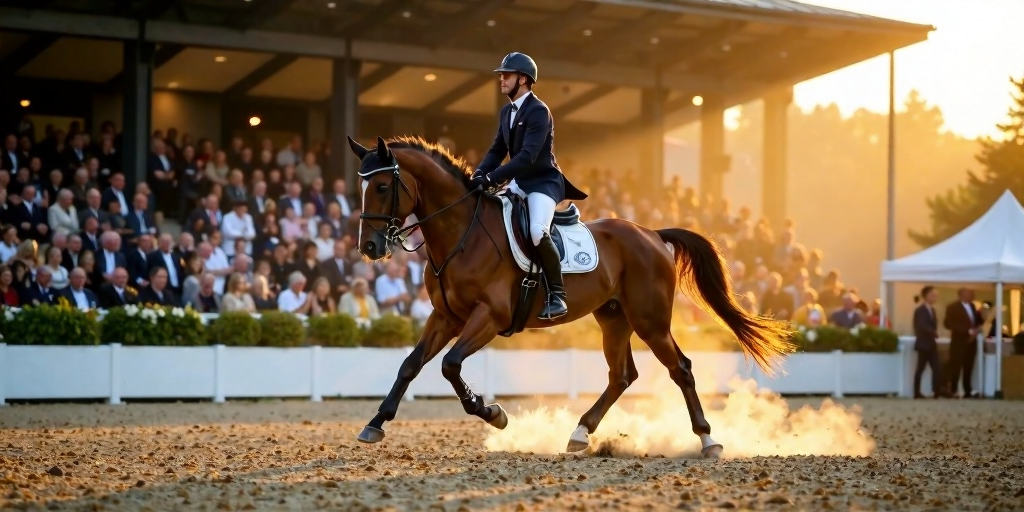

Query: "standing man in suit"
(913, 286), (944, 398)
(471, 52), (588, 321)
(944, 287), (984, 398)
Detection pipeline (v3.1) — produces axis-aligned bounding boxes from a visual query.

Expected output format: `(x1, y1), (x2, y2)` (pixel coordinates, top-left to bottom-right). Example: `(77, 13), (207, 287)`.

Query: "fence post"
(213, 344), (226, 403)
(108, 343), (122, 405)
(567, 349), (578, 400)
(831, 349), (843, 399)
(483, 349), (495, 402)
(896, 341), (907, 397)
(0, 343), (6, 406)
(403, 346), (416, 401)
(310, 346), (322, 402)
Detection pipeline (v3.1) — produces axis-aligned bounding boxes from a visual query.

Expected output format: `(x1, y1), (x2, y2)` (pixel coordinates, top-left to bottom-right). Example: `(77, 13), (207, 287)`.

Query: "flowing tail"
(657, 228), (796, 375)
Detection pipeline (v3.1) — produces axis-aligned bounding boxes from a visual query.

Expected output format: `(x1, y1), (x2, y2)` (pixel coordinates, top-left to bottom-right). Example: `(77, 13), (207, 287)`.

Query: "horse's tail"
(656, 228), (795, 375)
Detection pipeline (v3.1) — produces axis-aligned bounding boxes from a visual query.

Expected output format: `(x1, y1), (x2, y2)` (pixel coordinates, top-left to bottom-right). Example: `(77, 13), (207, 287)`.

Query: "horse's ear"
(347, 136), (368, 159)
(376, 136), (391, 161)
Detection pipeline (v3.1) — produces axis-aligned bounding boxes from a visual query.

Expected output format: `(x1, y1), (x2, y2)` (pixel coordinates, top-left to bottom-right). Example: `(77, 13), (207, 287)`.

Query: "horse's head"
(348, 136), (418, 260)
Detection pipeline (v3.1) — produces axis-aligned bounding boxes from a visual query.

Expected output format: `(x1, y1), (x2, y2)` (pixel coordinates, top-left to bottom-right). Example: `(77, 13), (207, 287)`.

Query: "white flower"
(172, 307), (185, 318)
(157, 309), (166, 318)
(850, 327), (860, 337)
(125, 305), (139, 317)
(355, 318), (372, 329)
(797, 325), (806, 333)
(806, 329), (818, 343)
(4, 310), (13, 321)
(855, 322), (867, 330)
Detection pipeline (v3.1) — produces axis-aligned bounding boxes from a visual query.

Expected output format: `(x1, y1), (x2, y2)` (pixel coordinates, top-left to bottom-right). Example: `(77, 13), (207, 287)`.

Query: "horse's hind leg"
(621, 290), (723, 459)
(567, 300), (638, 452)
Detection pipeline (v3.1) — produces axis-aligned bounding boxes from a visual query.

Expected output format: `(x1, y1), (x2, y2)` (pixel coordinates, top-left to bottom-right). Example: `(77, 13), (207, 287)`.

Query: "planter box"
(1002, 355), (1024, 400)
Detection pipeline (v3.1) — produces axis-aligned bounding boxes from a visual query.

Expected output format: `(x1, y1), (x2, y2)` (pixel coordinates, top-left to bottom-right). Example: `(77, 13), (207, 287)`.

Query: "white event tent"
(879, 189), (1024, 396)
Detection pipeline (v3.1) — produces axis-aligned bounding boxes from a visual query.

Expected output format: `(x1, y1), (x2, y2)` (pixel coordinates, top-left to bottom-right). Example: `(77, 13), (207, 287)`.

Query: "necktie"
(209, 211), (218, 227)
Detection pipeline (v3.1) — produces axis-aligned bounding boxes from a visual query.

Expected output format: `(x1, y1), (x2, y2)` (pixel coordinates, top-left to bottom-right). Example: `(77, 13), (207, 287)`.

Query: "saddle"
(497, 191), (598, 337)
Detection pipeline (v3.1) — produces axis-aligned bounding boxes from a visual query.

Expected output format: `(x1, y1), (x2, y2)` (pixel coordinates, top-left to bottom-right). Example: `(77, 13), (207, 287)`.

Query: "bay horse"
(348, 135), (794, 458)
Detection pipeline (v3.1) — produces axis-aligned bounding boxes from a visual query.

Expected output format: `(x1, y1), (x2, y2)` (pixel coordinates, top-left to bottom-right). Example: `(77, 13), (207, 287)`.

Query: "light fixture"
(19, 99), (30, 108)
(649, 37), (660, 45)
(423, 73), (437, 82)
(401, 10), (411, 18)
(327, 2), (336, 7)
(582, 29), (592, 36)
(721, 44), (731, 52)
(692, 95), (704, 106)
(249, 116), (261, 127)
(486, 19), (496, 27)
(168, 81), (179, 89)
(214, 55), (227, 63)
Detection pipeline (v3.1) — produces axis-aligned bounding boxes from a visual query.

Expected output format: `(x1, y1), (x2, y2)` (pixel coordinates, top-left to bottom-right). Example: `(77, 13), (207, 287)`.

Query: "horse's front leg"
(439, 304), (506, 429)
(357, 312), (459, 443)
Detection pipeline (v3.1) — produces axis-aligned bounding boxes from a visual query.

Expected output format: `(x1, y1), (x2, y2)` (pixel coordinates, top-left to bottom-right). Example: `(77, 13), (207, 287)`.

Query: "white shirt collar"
(510, 91), (532, 112)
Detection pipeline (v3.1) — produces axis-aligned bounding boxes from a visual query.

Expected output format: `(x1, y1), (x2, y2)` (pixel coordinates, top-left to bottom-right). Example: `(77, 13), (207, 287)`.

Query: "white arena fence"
(0, 327), (999, 405)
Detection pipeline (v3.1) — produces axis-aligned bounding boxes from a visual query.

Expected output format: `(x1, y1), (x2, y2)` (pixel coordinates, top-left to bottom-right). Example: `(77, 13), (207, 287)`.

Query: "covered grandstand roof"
(0, 0), (933, 126)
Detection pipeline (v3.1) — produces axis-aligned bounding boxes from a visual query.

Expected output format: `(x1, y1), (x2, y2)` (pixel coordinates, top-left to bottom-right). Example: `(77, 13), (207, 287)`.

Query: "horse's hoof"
(486, 404), (508, 430)
(699, 433), (723, 459)
(702, 444), (724, 459)
(566, 425), (590, 452)
(356, 426), (385, 443)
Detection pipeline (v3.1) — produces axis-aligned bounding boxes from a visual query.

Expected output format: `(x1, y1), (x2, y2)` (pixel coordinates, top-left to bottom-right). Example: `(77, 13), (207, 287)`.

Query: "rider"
(471, 52), (588, 321)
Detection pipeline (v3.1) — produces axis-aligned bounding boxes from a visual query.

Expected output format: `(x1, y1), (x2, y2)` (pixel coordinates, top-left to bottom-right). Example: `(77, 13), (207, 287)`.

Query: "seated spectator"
(187, 273), (221, 313)
(21, 266), (56, 306)
(759, 272), (793, 321)
(0, 225), (18, 264)
(339, 278), (379, 327)
(222, 273), (256, 313)
(375, 261), (410, 316)
(309, 277), (336, 316)
(277, 271), (312, 314)
(97, 267), (138, 308)
(250, 274), (276, 311)
(47, 189), (79, 238)
(830, 292), (865, 328)
(313, 222), (334, 262)
(79, 251), (98, 292)
(138, 267), (181, 307)
(0, 265), (20, 306)
(792, 289), (827, 328)
(42, 246), (69, 290)
(59, 267), (98, 310)
(410, 284), (433, 327)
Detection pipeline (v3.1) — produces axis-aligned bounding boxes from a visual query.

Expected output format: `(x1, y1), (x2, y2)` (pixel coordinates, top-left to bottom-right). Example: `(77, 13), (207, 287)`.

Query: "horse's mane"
(386, 135), (474, 188)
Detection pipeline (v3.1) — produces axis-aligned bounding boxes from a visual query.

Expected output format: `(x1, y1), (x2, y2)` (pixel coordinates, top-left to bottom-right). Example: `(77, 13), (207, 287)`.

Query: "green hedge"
(0, 304), (901, 353)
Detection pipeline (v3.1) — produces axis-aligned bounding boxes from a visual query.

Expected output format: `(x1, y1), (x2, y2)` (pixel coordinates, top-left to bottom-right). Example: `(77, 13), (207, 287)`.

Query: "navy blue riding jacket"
(478, 93), (587, 203)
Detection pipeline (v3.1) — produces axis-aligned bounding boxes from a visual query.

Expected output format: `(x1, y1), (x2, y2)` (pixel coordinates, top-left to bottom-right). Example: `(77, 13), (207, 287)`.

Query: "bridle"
(357, 156), (482, 257)
(358, 154), (494, 321)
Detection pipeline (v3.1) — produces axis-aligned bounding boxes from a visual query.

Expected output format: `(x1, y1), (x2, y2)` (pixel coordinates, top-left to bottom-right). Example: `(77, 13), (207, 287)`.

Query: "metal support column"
(330, 42), (361, 191)
(762, 87), (792, 230)
(885, 51), (897, 324)
(121, 34), (154, 190)
(699, 94), (726, 203)
(639, 87), (668, 194)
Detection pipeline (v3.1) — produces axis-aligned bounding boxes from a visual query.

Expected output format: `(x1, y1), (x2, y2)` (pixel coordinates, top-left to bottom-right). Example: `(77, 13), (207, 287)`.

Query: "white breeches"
(505, 179), (556, 246)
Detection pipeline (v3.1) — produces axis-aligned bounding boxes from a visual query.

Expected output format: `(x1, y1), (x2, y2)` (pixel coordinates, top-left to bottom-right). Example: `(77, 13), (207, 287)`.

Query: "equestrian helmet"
(494, 52), (538, 83)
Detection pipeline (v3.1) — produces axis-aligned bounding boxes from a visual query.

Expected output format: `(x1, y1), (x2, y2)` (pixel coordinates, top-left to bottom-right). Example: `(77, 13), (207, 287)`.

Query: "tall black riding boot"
(535, 233), (567, 320)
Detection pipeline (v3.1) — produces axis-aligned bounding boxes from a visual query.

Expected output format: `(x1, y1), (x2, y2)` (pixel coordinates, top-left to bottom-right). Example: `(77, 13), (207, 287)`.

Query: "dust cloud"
(483, 374), (876, 459)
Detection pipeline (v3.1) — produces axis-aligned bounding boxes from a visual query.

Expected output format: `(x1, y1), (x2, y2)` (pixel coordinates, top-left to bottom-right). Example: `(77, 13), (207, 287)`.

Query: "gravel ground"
(1, 395), (1023, 511)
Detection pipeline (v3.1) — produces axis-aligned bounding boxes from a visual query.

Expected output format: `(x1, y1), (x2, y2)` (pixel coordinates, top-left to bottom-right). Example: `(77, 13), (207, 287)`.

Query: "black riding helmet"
(494, 52), (538, 82)
(494, 52), (538, 89)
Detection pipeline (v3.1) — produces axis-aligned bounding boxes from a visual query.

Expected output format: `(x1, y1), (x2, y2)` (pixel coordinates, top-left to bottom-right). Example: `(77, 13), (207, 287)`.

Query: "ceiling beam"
(581, 11), (679, 65)
(104, 43), (185, 89)
(710, 28), (810, 79)
(359, 63), (403, 92)
(0, 34), (59, 76)
(422, 75), (492, 114)
(426, 0), (506, 48)
(553, 86), (617, 118)
(231, 0), (297, 31)
(337, 0), (406, 40)
(224, 54), (297, 96)
(526, 2), (600, 49)
(656, 20), (748, 70)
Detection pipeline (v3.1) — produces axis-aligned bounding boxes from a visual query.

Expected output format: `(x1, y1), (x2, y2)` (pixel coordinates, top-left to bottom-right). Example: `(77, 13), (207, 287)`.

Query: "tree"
(909, 74), (1024, 247)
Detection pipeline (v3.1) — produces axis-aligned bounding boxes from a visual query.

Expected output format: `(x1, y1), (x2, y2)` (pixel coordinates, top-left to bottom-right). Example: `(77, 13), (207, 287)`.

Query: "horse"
(347, 135), (794, 458)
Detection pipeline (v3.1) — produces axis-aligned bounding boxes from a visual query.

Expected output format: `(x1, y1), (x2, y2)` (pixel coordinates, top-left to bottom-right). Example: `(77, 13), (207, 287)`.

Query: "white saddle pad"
(499, 195), (599, 274)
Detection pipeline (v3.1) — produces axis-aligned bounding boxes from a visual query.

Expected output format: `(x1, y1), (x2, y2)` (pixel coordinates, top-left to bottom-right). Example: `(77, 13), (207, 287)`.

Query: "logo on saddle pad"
(573, 251), (592, 266)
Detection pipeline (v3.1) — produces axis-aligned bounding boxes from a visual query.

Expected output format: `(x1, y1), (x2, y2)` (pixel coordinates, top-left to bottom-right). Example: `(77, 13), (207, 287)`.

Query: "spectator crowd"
(0, 118), (877, 333)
